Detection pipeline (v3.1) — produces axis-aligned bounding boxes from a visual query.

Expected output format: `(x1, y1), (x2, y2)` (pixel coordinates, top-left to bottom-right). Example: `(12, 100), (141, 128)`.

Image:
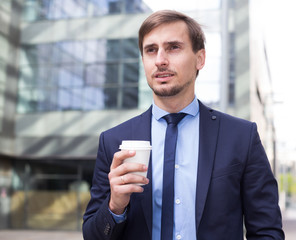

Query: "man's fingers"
(116, 162), (148, 175)
(109, 170), (149, 186)
(110, 150), (136, 170)
(112, 182), (145, 194)
(118, 173), (149, 185)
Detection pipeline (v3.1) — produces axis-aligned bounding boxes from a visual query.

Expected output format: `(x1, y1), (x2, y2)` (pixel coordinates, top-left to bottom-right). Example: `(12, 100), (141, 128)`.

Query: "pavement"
(282, 207), (296, 240)
(0, 230), (83, 240)
(0, 208), (295, 240)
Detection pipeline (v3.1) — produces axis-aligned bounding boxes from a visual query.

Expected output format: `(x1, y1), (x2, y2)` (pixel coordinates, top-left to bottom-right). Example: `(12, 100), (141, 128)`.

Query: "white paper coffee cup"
(119, 140), (152, 182)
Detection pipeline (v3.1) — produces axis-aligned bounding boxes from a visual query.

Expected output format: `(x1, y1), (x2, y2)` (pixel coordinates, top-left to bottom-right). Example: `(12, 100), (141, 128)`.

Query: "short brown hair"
(138, 10), (205, 55)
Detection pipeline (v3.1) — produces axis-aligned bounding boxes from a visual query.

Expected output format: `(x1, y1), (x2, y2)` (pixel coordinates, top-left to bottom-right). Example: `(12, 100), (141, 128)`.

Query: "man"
(83, 10), (284, 240)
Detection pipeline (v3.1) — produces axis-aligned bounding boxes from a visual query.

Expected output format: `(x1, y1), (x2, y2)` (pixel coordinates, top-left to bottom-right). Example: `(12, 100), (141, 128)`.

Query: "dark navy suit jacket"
(83, 101), (284, 240)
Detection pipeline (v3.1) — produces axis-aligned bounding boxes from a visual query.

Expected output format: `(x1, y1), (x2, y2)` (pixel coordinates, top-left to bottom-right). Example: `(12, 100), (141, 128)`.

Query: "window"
(18, 38), (140, 113)
(228, 32), (235, 105)
(22, 0), (149, 22)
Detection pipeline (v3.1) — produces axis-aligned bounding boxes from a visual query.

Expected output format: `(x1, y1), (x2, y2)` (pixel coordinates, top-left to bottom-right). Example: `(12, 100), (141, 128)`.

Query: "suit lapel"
(195, 101), (220, 234)
(131, 106), (153, 237)
(130, 102), (219, 237)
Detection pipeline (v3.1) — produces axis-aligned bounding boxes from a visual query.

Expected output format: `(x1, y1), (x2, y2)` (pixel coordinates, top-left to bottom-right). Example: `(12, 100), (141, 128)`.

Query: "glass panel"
(83, 87), (105, 110)
(123, 62), (139, 83)
(105, 63), (119, 84)
(107, 39), (120, 60)
(108, 0), (122, 14)
(85, 40), (107, 63)
(122, 87), (138, 108)
(58, 88), (71, 110)
(40, 88), (58, 111)
(21, 44), (52, 65)
(125, 0), (145, 13)
(22, 0), (39, 21)
(89, 0), (109, 16)
(18, 38), (140, 112)
(36, 66), (50, 87)
(18, 88), (41, 113)
(122, 38), (139, 59)
(104, 87), (118, 108)
(85, 64), (106, 86)
(23, 0), (150, 21)
(53, 65), (83, 88)
(72, 88), (83, 109)
(52, 41), (85, 64)
(48, 0), (87, 20)
(71, 65), (84, 87)
(38, 0), (51, 20)
(58, 42), (75, 64)
(56, 67), (72, 87)
(17, 89), (34, 113)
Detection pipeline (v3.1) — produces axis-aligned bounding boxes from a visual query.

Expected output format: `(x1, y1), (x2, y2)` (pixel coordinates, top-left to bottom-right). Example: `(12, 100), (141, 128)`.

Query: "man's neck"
(153, 94), (195, 113)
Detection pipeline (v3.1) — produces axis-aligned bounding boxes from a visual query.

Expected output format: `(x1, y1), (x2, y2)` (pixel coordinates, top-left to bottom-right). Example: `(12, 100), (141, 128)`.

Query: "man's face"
(142, 21), (205, 99)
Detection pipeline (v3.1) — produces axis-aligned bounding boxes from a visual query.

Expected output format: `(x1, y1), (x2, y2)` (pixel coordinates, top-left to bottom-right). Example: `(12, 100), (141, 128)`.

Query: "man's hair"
(138, 10), (206, 56)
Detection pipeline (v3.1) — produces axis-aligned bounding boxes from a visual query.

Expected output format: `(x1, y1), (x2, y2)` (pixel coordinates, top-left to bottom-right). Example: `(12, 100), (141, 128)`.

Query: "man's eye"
(170, 45), (180, 50)
(146, 48), (156, 53)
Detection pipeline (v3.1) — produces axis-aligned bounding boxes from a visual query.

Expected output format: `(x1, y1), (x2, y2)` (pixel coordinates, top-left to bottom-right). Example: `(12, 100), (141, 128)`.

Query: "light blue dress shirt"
(152, 97), (200, 240)
(109, 97), (200, 240)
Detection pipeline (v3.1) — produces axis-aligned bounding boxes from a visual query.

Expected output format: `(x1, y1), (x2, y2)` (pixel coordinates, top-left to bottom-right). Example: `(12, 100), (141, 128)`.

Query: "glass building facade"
(18, 38), (141, 112)
(18, 0), (151, 113)
(22, 0), (149, 21)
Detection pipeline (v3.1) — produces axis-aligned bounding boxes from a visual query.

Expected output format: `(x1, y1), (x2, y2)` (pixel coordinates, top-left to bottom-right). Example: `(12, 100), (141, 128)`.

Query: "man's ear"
(196, 49), (206, 70)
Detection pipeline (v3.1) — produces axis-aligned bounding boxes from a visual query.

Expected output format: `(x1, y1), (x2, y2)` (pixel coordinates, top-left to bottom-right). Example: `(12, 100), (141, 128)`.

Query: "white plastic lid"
(119, 140), (152, 150)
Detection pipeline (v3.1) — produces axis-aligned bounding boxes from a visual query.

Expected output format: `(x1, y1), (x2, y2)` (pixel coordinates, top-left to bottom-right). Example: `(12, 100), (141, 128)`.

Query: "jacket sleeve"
(242, 123), (285, 239)
(82, 132), (126, 240)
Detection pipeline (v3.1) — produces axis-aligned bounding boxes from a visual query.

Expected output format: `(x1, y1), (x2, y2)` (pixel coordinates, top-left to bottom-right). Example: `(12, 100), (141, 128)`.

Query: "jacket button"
(104, 223), (111, 236)
(211, 115), (217, 120)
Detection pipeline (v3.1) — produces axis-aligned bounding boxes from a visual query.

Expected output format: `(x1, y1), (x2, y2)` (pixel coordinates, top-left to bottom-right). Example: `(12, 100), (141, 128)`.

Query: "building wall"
(0, 0), (21, 228)
(233, 0), (251, 120)
(0, 0), (153, 230)
(15, 11), (152, 157)
(249, 0), (276, 170)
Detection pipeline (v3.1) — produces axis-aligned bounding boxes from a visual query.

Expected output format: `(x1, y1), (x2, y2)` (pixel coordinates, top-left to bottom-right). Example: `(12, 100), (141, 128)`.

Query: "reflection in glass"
(22, 0), (149, 22)
(104, 87), (118, 108)
(122, 38), (139, 59)
(18, 38), (140, 112)
(123, 87), (138, 108)
(107, 39), (120, 60)
(123, 62), (139, 83)
(85, 40), (107, 63)
(83, 87), (105, 110)
(105, 63), (119, 84)
(86, 64), (106, 86)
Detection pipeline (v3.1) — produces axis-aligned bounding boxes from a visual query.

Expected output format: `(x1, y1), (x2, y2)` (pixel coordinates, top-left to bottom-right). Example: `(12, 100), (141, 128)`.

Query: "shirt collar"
(152, 96), (199, 121)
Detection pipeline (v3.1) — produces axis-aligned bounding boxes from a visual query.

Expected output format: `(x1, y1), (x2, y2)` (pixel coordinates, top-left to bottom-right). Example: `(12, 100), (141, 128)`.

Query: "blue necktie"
(161, 113), (187, 240)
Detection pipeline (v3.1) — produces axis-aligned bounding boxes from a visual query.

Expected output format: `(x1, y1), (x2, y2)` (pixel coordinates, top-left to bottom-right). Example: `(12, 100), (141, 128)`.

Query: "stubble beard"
(148, 76), (195, 97)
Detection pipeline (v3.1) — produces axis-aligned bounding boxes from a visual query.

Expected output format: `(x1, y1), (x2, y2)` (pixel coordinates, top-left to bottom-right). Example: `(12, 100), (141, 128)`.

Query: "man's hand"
(108, 150), (149, 215)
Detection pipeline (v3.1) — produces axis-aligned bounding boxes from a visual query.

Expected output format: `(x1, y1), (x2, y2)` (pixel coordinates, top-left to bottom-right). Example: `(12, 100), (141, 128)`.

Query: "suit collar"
(195, 101), (220, 234)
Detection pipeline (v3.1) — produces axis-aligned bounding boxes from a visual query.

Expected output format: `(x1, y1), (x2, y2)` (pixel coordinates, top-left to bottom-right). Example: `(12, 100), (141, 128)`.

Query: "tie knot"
(163, 113), (187, 125)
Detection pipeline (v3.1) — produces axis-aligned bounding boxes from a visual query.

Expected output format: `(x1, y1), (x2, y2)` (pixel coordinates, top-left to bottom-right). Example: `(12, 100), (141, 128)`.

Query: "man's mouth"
(155, 73), (174, 78)
(153, 70), (176, 79)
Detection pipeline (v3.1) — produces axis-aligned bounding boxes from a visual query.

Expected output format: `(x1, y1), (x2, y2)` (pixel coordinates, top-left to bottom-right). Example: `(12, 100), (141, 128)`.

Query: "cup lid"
(119, 140), (152, 150)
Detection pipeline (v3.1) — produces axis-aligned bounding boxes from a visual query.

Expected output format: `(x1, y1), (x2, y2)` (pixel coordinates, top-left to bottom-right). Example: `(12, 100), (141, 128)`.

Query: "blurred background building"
(0, 0), (293, 231)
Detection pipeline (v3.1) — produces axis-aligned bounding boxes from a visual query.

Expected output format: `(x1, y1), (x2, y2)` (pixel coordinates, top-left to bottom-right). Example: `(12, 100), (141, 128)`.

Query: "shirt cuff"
(108, 208), (127, 224)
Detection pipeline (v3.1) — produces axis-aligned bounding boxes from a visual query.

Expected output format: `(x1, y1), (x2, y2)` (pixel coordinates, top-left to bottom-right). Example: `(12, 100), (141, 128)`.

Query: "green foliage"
(279, 173), (296, 195)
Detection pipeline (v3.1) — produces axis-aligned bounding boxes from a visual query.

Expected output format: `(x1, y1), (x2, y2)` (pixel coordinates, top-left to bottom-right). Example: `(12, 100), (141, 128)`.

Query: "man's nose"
(155, 49), (168, 67)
